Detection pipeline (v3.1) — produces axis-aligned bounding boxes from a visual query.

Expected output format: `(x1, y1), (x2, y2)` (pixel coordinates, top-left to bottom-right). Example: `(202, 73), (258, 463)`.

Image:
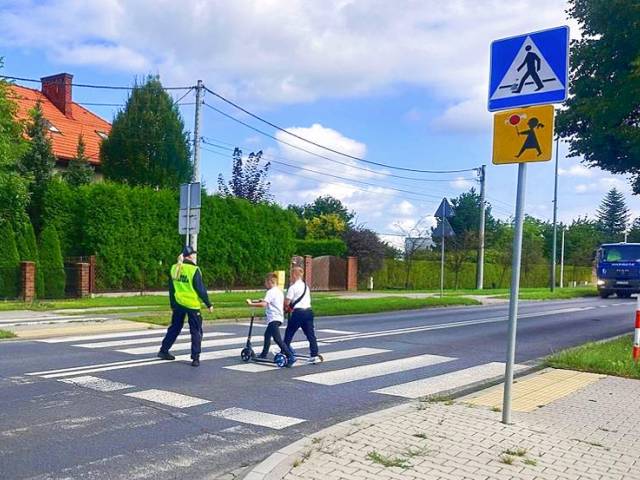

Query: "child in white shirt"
(246, 272), (295, 365)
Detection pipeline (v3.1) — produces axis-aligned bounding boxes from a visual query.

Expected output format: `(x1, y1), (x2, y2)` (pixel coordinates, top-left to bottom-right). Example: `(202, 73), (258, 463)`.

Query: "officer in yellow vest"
(158, 246), (213, 367)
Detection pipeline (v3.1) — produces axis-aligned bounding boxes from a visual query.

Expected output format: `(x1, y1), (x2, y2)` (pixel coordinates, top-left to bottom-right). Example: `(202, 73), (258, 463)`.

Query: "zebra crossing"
(25, 327), (526, 432)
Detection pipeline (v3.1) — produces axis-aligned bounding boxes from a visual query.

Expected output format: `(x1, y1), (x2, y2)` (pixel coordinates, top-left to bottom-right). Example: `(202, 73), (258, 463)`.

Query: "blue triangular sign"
(433, 218), (456, 238)
(435, 198), (454, 218)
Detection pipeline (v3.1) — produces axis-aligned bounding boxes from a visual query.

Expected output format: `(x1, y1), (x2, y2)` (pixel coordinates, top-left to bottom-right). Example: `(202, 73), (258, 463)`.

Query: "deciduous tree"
(217, 148), (271, 203)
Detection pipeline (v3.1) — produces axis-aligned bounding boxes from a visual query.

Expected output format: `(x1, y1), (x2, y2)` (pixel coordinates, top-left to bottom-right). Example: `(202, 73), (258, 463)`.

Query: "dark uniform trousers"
(161, 307), (203, 360)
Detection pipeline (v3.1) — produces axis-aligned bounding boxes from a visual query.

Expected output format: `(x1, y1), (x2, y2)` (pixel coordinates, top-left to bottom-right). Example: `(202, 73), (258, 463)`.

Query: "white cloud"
(574, 176), (628, 194)
(450, 176), (476, 189)
(559, 164), (593, 177)
(396, 200), (416, 215)
(0, 0), (576, 124)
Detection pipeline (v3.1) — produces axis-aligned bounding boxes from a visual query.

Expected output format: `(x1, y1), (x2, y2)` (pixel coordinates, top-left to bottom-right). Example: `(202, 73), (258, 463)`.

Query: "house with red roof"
(10, 73), (111, 177)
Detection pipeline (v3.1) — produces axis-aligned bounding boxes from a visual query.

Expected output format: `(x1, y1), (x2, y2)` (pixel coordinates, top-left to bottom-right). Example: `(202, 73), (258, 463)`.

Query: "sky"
(1, 0), (638, 248)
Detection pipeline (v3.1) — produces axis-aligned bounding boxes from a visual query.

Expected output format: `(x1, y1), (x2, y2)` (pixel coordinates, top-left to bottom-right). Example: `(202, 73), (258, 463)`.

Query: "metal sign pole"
(186, 183), (192, 247)
(502, 162), (528, 425)
(440, 220), (445, 298)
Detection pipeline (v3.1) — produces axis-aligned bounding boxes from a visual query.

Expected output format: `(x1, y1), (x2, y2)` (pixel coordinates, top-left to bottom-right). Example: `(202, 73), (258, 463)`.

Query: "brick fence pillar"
(76, 263), (90, 298)
(21, 261), (36, 302)
(346, 256), (358, 291)
(304, 255), (313, 285)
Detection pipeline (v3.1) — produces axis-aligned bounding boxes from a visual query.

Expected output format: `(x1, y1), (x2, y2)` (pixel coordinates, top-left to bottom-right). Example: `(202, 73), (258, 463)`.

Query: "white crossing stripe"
(125, 389), (210, 408)
(207, 407), (304, 430)
(316, 329), (357, 335)
(295, 354), (454, 386)
(38, 329), (169, 343)
(36, 340), (320, 379)
(1, 317), (109, 327)
(372, 362), (528, 398)
(73, 331), (231, 349)
(117, 336), (248, 355)
(59, 375), (134, 392)
(224, 348), (389, 373)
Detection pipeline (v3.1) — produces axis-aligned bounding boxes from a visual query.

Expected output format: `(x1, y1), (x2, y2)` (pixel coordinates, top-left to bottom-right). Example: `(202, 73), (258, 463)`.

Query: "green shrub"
(373, 259), (593, 290)
(0, 221), (20, 299)
(294, 239), (347, 257)
(38, 225), (66, 298)
(16, 220), (44, 298)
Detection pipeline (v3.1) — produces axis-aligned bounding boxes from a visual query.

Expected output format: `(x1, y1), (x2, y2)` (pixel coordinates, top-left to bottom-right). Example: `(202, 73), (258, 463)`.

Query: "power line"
(201, 137), (476, 185)
(202, 86), (478, 175)
(0, 75), (193, 90)
(202, 142), (454, 202)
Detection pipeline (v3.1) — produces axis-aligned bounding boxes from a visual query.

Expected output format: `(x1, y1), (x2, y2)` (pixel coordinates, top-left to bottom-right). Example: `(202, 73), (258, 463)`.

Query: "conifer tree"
(596, 188), (629, 242)
(0, 221), (20, 298)
(64, 135), (93, 187)
(38, 225), (66, 298)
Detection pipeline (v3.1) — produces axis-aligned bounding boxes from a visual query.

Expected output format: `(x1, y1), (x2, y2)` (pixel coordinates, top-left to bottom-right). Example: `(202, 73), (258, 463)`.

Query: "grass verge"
(129, 295), (480, 326)
(547, 335), (640, 379)
(0, 329), (17, 340)
(494, 287), (597, 300)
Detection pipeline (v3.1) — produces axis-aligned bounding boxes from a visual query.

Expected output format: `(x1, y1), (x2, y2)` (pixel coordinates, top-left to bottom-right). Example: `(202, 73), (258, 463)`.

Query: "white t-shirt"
(263, 286), (284, 324)
(286, 280), (311, 310)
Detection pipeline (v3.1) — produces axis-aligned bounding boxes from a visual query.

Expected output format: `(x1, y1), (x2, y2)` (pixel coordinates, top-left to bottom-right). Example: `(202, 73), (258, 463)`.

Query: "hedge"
(43, 182), (298, 290)
(372, 259), (593, 290)
(38, 225), (66, 299)
(0, 222), (20, 299)
(294, 239), (347, 258)
(16, 220), (44, 298)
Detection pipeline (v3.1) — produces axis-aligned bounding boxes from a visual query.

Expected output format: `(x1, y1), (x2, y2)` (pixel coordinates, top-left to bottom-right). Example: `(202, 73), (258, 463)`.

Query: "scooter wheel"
(274, 353), (288, 368)
(240, 347), (253, 362)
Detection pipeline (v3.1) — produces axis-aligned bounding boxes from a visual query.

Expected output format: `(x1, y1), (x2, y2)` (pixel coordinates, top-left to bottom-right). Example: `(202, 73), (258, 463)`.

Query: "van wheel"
(599, 291), (610, 299)
(618, 292), (632, 298)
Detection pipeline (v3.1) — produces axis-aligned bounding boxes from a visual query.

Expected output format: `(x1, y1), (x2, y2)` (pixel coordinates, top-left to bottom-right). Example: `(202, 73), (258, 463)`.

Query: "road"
(0, 297), (634, 479)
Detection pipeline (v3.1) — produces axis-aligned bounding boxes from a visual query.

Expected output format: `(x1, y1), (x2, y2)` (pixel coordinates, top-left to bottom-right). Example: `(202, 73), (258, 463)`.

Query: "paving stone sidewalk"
(246, 371), (640, 480)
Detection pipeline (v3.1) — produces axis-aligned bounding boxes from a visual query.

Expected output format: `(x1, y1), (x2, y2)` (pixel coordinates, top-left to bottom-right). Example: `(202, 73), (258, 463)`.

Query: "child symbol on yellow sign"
(492, 104), (554, 165)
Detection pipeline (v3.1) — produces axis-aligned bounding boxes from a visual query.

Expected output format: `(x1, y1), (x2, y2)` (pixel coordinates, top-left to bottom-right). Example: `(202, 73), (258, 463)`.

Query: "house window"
(44, 120), (61, 134)
(96, 131), (108, 140)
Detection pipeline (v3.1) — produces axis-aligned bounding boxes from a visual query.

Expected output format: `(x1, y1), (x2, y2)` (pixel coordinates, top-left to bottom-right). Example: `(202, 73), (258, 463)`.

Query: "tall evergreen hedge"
(42, 182), (298, 290)
(38, 225), (66, 298)
(16, 220), (44, 298)
(0, 221), (20, 299)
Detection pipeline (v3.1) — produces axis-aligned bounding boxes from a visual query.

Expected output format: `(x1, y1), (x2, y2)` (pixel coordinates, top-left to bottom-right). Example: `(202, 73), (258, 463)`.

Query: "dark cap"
(182, 245), (197, 257)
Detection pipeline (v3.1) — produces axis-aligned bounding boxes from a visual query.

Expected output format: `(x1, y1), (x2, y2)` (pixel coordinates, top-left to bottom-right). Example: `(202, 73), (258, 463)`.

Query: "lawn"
(0, 329), (17, 340)
(130, 295), (481, 326)
(493, 287), (597, 300)
(547, 335), (640, 379)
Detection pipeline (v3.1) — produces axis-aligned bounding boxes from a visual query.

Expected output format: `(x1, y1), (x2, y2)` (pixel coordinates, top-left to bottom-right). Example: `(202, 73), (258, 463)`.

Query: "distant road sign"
(432, 218), (455, 239)
(179, 208), (201, 235)
(488, 26), (569, 111)
(434, 198), (454, 219)
(180, 182), (201, 209)
(493, 105), (554, 165)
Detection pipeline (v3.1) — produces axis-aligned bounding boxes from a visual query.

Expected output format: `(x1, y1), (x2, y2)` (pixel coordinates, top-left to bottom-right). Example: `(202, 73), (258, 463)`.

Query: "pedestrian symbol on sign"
(491, 38), (564, 101)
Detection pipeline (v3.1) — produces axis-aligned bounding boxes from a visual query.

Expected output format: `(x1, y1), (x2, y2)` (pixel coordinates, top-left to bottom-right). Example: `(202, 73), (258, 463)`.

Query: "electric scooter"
(240, 312), (288, 368)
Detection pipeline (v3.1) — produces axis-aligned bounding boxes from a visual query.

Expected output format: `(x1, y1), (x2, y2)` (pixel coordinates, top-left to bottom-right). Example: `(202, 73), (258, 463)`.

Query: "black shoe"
(191, 359), (200, 367)
(258, 352), (268, 359)
(157, 351), (175, 361)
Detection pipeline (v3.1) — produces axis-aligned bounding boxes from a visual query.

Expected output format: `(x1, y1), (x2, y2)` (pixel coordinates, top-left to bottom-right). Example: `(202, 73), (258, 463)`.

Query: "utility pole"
(476, 165), (486, 290)
(550, 137), (559, 292)
(560, 227), (565, 289)
(191, 79), (204, 251)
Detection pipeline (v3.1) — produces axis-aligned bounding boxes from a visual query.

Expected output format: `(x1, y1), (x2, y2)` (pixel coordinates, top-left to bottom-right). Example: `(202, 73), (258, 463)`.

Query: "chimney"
(41, 73), (73, 117)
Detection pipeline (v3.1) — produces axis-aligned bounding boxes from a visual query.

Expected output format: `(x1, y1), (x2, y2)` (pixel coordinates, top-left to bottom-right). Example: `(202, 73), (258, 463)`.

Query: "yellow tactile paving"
(13, 320), (159, 339)
(466, 368), (606, 412)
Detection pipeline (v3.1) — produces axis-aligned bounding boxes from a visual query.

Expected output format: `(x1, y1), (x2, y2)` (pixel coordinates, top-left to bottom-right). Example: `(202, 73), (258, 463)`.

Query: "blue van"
(596, 243), (640, 298)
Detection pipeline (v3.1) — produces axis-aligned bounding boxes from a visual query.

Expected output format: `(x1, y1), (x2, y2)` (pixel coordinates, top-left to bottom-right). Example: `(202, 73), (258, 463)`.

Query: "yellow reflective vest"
(170, 262), (201, 310)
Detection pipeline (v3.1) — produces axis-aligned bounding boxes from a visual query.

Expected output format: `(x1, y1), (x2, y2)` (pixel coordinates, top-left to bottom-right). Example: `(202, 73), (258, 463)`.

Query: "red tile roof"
(9, 84), (111, 166)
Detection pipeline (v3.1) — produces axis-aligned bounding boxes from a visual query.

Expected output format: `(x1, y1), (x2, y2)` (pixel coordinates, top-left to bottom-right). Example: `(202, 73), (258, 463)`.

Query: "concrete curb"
(242, 361), (543, 480)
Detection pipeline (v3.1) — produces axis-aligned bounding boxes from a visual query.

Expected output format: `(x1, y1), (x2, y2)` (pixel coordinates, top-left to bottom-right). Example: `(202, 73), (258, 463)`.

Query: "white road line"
(73, 331), (231, 349)
(372, 362), (528, 398)
(207, 407), (304, 429)
(316, 329), (357, 335)
(295, 354), (454, 386)
(224, 348), (390, 373)
(125, 389), (210, 408)
(37, 340), (321, 379)
(59, 375), (134, 392)
(117, 336), (248, 355)
(38, 329), (169, 343)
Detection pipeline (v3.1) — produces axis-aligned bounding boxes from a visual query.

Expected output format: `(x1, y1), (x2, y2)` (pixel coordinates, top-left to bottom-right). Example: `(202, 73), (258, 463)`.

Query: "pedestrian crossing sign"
(488, 26), (569, 111)
(492, 105), (554, 165)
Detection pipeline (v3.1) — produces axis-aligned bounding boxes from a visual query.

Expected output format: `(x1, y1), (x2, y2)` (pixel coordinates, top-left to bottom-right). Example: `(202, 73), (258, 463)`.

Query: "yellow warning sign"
(492, 105), (554, 165)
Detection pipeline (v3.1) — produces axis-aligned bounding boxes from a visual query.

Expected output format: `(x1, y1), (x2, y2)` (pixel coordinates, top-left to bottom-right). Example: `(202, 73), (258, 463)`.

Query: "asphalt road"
(0, 297), (634, 479)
